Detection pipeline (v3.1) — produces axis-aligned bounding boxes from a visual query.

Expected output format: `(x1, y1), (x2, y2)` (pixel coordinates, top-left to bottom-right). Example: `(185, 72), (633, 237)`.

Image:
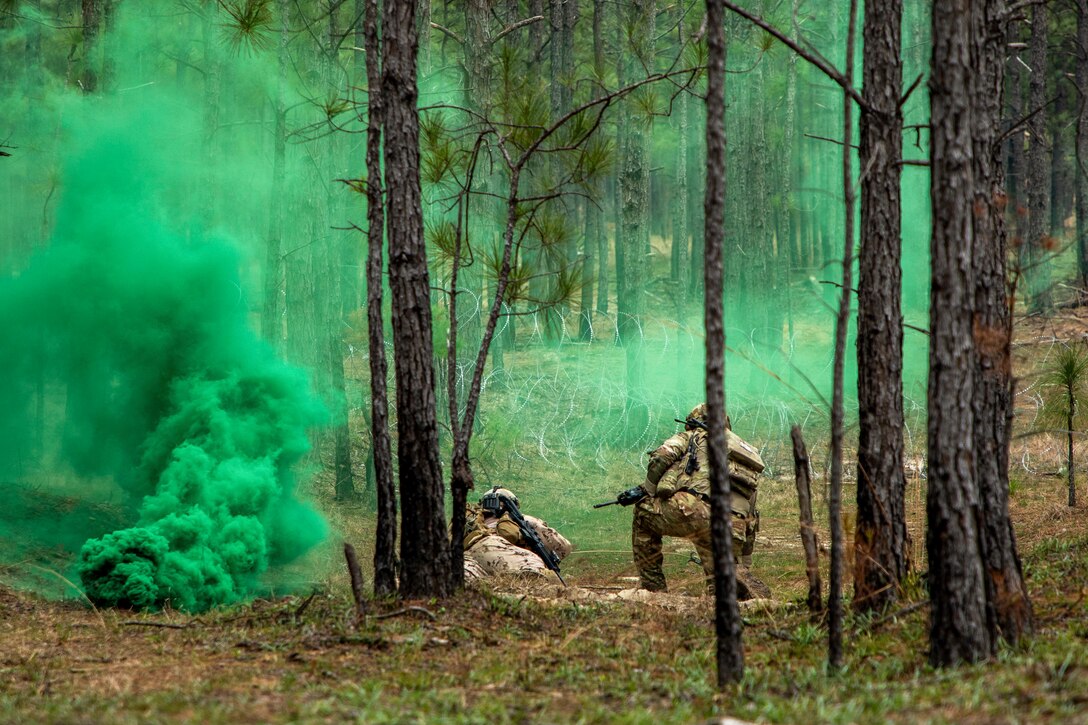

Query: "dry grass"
(4, 297), (1088, 722)
(2, 467), (1087, 724)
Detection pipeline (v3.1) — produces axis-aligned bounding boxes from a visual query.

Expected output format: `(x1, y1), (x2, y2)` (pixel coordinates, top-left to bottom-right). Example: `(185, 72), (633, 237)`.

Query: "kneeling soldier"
(632, 404), (769, 599)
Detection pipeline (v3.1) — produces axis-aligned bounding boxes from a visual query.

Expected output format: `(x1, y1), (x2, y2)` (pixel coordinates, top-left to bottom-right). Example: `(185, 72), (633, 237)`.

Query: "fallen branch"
(866, 600), (928, 631)
(294, 592), (317, 621)
(767, 629), (795, 642)
(120, 620), (192, 630)
(372, 606), (437, 622)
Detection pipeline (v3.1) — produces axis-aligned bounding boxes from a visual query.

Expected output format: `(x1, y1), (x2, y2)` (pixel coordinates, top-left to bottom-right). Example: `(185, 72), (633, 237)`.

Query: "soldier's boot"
(735, 565), (772, 601)
(639, 566), (668, 592)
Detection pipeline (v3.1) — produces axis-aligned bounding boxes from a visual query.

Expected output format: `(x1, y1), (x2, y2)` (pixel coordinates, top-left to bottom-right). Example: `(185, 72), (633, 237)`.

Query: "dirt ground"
(2, 472), (1086, 724)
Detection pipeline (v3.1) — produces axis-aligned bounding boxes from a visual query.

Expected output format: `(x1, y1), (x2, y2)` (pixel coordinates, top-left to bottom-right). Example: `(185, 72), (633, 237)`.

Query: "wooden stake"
(791, 425), (823, 614)
(344, 542), (367, 624)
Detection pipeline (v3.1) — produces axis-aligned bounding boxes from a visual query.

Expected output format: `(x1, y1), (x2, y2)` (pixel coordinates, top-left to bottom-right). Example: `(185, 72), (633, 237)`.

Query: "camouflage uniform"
(460, 489), (571, 583)
(632, 405), (767, 598)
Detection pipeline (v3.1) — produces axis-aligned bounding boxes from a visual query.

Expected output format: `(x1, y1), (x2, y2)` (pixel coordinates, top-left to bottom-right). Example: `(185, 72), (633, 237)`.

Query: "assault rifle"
(480, 489), (567, 586)
(675, 418), (708, 475)
(675, 417), (708, 431)
(593, 485), (647, 509)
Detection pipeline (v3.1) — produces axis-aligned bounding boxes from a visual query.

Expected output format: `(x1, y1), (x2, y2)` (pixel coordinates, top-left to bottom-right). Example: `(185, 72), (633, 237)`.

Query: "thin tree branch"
(898, 73), (924, 110)
(429, 21), (463, 45)
(721, 0), (869, 111)
(491, 15), (545, 45)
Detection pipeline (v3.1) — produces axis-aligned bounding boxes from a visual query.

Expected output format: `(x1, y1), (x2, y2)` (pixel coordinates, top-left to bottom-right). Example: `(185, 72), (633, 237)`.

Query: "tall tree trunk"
(322, 1), (355, 501)
(927, 0), (993, 667)
(580, 199), (596, 340)
(783, 0), (799, 360)
(972, 0), (1033, 647)
(364, 0), (397, 597)
(1050, 83), (1075, 240)
(674, 5), (689, 317)
(827, 0), (858, 671)
(854, 0), (908, 614)
(1077, 0), (1088, 290)
(200, 0), (222, 238)
(704, 0), (743, 687)
(612, 0), (626, 329)
(1024, 1), (1052, 312)
(529, 0), (546, 58)
(689, 94), (705, 298)
(383, 0), (450, 599)
(458, 0), (490, 371)
(263, 0), (290, 350)
(670, 1), (687, 378)
(1005, 19), (1027, 255)
(583, 0), (609, 333)
(101, 0), (117, 92)
(418, 0), (431, 74)
(547, 0), (577, 343)
(80, 0), (101, 93)
(618, 0), (654, 439)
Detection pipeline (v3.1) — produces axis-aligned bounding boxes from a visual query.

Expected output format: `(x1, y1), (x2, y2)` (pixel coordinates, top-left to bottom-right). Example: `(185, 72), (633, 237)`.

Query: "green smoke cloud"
(0, 91), (327, 611)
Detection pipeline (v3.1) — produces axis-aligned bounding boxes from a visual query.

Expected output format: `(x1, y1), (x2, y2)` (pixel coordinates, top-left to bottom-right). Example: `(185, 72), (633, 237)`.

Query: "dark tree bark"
(1005, 19), (1028, 253)
(971, 0), (1033, 647)
(581, 0), (607, 336)
(344, 542), (368, 622)
(580, 195), (597, 340)
(594, 0), (609, 319)
(675, 81), (689, 304)
(1077, 0), (1088, 289)
(704, 0), (744, 688)
(1024, 1), (1052, 312)
(792, 426), (823, 614)
(672, 1), (690, 317)
(1067, 381), (1077, 507)
(1050, 83), (1075, 242)
(612, 1), (626, 321)
(855, 0), (909, 614)
(827, 0), (858, 671)
(364, 0), (398, 598)
(101, 0), (118, 93)
(456, 0), (491, 366)
(262, 0), (290, 351)
(548, 0), (577, 344)
(618, 0), (654, 439)
(80, 0), (101, 93)
(319, 0), (355, 503)
(530, 0), (546, 57)
(382, 0), (450, 599)
(927, 0), (993, 667)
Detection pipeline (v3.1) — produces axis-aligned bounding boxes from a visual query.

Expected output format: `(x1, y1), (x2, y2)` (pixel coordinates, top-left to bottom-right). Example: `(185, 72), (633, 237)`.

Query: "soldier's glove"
(656, 481), (677, 498)
(616, 486), (648, 506)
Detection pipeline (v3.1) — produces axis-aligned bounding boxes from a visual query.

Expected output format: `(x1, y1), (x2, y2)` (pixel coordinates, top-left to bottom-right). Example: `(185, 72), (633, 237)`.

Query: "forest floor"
(2, 471), (1086, 724)
(4, 310), (1088, 724)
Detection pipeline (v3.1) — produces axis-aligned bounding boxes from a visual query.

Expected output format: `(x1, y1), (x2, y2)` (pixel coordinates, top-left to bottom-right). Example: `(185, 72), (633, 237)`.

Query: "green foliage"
(420, 111), (462, 187)
(222, 0), (275, 55)
(1035, 343), (1088, 441)
(426, 218), (459, 267)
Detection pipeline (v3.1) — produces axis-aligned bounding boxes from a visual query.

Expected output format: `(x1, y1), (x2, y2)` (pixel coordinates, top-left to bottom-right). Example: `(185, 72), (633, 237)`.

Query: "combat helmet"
(685, 404), (708, 429)
(684, 403), (731, 431)
(479, 487), (519, 515)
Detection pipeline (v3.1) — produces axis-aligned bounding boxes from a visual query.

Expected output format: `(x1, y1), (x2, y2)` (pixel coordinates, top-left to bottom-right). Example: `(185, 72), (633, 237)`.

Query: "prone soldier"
(458, 487), (572, 584)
